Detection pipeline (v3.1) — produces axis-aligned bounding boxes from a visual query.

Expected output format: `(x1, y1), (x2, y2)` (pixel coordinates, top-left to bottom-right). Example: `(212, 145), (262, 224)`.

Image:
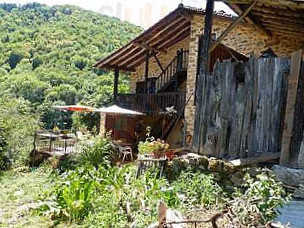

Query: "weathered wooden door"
(197, 56), (290, 159)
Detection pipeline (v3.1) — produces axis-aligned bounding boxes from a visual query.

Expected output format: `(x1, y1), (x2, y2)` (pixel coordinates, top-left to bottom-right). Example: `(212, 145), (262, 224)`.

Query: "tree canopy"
(0, 2), (142, 130)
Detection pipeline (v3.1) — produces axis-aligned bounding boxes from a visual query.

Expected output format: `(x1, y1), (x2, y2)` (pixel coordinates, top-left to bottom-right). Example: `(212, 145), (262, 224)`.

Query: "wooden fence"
(197, 56), (291, 158)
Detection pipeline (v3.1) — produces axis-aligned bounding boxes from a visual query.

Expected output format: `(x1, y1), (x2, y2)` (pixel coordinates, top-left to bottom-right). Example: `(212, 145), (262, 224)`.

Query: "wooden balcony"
(116, 92), (186, 115)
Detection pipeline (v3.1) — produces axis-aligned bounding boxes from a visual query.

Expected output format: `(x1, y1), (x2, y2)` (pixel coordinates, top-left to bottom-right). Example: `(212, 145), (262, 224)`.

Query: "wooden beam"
(209, 0), (260, 53)
(157, 24), (190, 49)
(219, 0), (304, 9)
(271, 31), (304, 40)
(193, 0), (215, 152)
(120, 20), (189, 68)
(263, 26), (304, 39)
(113, 68), (119, 103)
(102, 65), (136, 72)
(144, 50), (150, 94)
(280, 50), (304, 167)
(261, 20), (304, 32)
(230, 152), (280, 166)
(253, 5), (304, 18)
(150, 20), (190, 47)
(251, 11), (304, 25)
(127, 52), (154, 70)
(152, 52), (165, 74)
(161, 30), (190, 50)
(134, 42), (167, 54)
(228, 4), (270, 35)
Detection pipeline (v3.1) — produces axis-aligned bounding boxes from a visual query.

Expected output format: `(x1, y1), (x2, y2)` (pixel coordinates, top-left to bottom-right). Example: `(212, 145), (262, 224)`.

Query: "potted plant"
(138, 127), (169, 158)
(151, 139), (169, 158)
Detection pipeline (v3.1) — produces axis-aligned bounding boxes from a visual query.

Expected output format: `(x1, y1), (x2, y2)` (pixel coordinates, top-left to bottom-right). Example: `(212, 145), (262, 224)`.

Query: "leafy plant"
(46, 165), (100, 221)
(79, 137), (118, 168)
(174, 170), (225, 209)
(230, 169), (289, 226)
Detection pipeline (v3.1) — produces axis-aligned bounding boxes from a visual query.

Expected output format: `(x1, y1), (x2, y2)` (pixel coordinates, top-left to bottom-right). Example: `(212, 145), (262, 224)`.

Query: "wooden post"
(114, 68), (119, 103)
(152, 52), (165, 75)
(280, 50), (304, 167)
(144, 50), (150, 94)
(193, 0), (214, 151)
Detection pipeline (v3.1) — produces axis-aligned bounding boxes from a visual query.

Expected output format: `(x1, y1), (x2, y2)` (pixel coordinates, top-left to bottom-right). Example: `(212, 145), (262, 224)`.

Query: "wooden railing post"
(144, 50), (150, 94)
(114, 68), (119, 103)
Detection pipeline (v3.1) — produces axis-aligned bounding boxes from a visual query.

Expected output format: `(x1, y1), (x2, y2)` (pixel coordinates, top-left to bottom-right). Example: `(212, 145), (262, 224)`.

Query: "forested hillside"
(0, 3), (141, 128)
(0, 3), (141, 166)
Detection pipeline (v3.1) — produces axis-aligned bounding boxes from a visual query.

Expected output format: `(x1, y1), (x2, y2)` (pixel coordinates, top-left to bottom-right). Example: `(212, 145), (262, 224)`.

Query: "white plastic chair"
(119, 146), (133, 162)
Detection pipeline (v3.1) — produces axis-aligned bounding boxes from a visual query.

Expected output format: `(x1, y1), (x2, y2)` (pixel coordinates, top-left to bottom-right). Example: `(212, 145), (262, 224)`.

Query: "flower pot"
(153, 149), (164, 158)
(165, 150), (175, 160)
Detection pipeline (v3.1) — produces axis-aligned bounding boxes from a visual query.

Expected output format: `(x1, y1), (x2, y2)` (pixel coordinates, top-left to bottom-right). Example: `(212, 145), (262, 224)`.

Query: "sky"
(0, 0), (235, 28)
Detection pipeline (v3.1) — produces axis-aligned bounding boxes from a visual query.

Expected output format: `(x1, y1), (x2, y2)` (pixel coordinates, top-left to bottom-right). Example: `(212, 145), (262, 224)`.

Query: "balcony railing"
(116, 92), (186, 115)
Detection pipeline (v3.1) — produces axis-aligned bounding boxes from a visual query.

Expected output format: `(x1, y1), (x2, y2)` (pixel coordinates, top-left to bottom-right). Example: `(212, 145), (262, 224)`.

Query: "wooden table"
(136, 156), (167, 178)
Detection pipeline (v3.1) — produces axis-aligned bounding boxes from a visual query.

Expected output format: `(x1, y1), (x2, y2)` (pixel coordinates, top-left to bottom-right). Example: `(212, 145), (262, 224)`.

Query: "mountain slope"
(0, 3), (142, 129)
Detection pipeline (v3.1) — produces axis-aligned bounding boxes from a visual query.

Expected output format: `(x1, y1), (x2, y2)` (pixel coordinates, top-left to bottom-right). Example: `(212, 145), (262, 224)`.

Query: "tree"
(8, 51), (23, 70)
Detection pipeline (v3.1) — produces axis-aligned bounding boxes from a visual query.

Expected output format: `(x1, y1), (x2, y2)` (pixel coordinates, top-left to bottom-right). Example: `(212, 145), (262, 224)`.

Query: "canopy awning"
(53, 105), (95, 112)
(95, 105), (144, 115)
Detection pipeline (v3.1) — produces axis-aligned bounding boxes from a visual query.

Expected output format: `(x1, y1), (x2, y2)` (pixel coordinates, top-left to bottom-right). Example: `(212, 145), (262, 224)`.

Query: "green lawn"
(0, 167), (71, 228)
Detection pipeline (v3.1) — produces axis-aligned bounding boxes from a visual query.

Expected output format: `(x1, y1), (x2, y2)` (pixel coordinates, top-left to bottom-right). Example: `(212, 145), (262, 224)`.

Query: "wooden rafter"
(253, 6), (304, 18)
(134, 42), (167, 54)
(157, 24), (190, 49)
(117, 19), (189, 69)
(261, 20), (304, 32)
(103, 65), (135, 72)
(227, 3), (270, 35)
(252, 11), (304, 25)
(265, 28), (304, 39)
(219, 0), (304, 9)
(209, 0), (260, 53)
(161, 29), (190, 50)
(148, 20), (189, 47)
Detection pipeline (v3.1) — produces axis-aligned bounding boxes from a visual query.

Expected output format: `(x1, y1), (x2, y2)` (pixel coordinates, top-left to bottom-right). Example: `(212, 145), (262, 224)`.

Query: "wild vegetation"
(0, 3), (141, 168)
(0, 3), (289, 228)
(29, 137), (287, 227)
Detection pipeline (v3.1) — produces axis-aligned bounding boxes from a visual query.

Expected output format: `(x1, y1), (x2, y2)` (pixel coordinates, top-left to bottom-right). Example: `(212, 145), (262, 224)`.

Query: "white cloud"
(0, 0), (235, 28)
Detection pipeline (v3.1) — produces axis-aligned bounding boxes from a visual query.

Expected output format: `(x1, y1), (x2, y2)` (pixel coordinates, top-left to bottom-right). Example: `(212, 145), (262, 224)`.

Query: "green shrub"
(230, 169), (289, 226)
(45, 165), (101, 221)
(173, 170), (225, 209)
(79, 137), (117, 168)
